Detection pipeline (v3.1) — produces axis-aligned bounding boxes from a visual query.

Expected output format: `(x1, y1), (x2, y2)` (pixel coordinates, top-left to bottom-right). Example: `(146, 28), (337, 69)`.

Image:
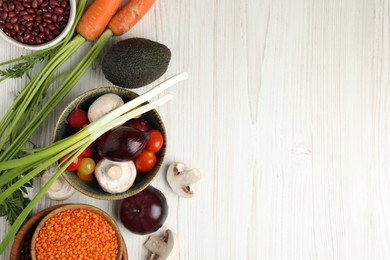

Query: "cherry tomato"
(77, 157), (96, 175)
(135, 151), (157, 173)
(145, 130), (164, 153)
(77, 170), (94, 181)
(67, 107), (89, 129)
(60, 155), (82, 171)
(79, 144), (95, 158)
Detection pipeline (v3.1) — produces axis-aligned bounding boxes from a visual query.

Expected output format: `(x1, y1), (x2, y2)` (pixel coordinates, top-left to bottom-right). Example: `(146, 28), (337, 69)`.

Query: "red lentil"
(35, 209), (118, 260)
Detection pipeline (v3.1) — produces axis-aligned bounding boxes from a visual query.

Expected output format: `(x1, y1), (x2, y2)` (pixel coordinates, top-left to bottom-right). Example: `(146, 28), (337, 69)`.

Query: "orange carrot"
(108, 0), (156, 36)
(76, 0), (122, 41)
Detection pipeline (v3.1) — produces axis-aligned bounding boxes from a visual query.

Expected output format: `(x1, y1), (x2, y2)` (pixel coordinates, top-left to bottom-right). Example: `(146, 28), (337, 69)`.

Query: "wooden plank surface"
(1, 0), (390, 259)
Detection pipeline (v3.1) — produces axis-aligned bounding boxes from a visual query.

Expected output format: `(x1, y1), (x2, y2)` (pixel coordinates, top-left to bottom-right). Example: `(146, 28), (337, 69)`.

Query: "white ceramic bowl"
(0, 0), (76, 51)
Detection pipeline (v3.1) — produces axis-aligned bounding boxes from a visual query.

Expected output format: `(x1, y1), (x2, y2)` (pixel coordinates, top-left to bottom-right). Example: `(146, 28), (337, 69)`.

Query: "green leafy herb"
(0, 52), (51, 82)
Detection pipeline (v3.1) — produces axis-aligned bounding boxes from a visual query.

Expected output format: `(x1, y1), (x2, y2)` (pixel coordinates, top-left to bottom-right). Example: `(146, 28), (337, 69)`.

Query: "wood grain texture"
(1, 0), (390, 259)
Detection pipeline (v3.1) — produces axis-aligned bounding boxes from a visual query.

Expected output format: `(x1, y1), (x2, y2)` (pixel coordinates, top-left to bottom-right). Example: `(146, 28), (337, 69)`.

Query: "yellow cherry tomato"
(77, 157), (95, 175)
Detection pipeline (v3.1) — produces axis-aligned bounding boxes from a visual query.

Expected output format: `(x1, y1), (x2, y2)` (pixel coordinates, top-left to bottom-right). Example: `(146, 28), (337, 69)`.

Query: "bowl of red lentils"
(30, 204), (123, 260)
(0, 0), (76, 51)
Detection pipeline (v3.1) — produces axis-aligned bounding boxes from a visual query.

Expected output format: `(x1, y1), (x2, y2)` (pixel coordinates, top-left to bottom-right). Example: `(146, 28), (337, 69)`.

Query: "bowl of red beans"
(0, 0), (76, 51)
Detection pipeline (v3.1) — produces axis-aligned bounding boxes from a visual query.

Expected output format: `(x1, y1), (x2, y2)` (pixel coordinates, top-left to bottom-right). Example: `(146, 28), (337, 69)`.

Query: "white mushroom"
(88, 93), (124, 123)
(144, 229), (179, 260)
(40, 165), (75, 201)
(166, 163), (201, 198)
(94, 158), (137, 194)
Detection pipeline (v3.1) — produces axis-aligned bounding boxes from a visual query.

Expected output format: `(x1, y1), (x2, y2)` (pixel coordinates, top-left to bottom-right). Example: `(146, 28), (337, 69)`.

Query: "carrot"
(108, 0), (156, 36)
(76, 0), (123, 41)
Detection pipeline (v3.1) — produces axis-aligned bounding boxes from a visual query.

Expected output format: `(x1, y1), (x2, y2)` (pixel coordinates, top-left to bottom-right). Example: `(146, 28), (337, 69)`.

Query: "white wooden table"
(2, 0), (390, 259)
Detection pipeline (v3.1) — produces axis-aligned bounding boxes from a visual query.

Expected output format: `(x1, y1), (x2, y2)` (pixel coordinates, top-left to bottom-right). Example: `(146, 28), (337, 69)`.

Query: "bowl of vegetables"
(0, 0), (76, 51)
(53, 86), (167, 200)
(30, 204), (124, 260)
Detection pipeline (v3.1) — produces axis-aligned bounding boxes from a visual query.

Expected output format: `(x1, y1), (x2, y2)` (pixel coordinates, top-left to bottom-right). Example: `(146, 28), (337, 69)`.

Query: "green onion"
(0, 72), (188, 254)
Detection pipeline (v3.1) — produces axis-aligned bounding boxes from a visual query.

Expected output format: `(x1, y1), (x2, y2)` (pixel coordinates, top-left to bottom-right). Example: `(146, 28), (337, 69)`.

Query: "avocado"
(102, 38), (171, 89)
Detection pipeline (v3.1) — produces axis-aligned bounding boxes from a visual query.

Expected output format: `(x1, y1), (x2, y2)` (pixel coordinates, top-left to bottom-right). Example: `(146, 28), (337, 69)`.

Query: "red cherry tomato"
(80, 144), (95, 158)
(135, 151), (157, 173)
(145, 130), (164, 153)
(60, 155), (82, 171)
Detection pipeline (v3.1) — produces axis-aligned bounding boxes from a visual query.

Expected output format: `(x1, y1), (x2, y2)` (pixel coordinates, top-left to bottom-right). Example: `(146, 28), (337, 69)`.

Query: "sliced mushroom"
(40, 165), (75, 201)
(95, 158), (137, 194)
(166, 163), (201, 198)
(144, 229), (179, 260)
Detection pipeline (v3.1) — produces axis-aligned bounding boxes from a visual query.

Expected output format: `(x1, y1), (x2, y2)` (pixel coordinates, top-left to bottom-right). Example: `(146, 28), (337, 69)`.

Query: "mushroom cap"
(95, 158), (137, 194)
(87, 93), (124, 123)
(40, 166), (75, 201)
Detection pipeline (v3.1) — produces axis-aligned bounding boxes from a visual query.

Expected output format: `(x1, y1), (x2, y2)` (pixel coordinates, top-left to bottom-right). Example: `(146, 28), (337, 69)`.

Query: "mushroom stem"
(107, 165), (123, 180)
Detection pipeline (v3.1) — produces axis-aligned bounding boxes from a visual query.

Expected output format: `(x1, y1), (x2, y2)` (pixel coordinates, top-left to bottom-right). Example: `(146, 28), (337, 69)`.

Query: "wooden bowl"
(10, 204), (128, 260)
(30, 204), (124, 260)
(53, 86), (167, 200)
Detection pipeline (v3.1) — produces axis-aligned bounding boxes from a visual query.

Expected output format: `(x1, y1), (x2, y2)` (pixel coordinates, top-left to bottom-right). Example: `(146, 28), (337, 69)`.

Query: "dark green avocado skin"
(102, 38), (171, 89)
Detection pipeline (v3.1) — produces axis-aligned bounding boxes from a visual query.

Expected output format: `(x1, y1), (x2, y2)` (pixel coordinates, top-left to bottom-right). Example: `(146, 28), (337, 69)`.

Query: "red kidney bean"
(51, 14), (57, 22)
(54, 6), (63, 14)
(50, 0), (59, 7)
(47, 23), (55, 30)
(19, 10), (27, 16)
(23, 33), (31, 41)
(44, 27), (49, 35)
(0, 23), (4, 30)
(25, 21), (33, 28)
(43, 12), (51, 18)
(1, 11), (7, 20)
(38, 24), (43, 32)
(5, 22), (13, 30)
(31, 0), (38, 8)
(27, 8), (34, 14)
(4, 28), (10, 36)
(17, 35), (24, 43)
(44, 18), (52, 23)
(23, 15), (33, 21)
(3, 3), (8, 12)
(36, 9), (42, 15)
(16, 4), (24, 11)
(23, 3), (31, 9)
(57, 14), (63, 22)
(14, 23), (20, 32)
(8, 3), (15, 11)
(8, 11), (16, 18)
(35, 36), (42, 44)
(10, 17), (18, 24)
(0, 0), (3, 8)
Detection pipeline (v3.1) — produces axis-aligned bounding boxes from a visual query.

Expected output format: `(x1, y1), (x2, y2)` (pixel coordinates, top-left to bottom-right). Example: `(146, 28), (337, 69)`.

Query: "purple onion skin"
(98, 126), (150, 162)
(119, 186), (168, 235)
